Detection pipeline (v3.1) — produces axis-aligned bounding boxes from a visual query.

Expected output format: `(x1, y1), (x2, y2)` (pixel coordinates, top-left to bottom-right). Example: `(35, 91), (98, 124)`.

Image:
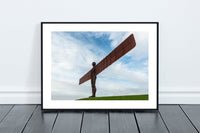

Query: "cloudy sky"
(51, 31), (148, 100)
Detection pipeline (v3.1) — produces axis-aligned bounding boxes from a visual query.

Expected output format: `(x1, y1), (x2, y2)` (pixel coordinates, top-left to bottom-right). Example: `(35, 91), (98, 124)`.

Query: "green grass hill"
(78, 94), (148, 100)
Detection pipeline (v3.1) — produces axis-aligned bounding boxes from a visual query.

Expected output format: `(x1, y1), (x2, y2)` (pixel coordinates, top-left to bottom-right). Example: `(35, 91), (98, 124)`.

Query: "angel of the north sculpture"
(79, 34), (136, 97)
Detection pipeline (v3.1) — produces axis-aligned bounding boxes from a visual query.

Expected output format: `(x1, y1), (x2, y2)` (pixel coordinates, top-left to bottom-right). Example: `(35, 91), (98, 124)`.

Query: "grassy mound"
(78, 94), (148, 100)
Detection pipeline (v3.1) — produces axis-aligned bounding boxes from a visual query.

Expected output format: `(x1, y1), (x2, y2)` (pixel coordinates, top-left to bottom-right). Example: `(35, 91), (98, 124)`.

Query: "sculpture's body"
(79, 34), (136, 97)
(90, 62), (97, 97)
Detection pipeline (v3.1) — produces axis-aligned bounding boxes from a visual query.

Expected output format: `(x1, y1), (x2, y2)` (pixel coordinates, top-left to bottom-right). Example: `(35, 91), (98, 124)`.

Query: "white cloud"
(51, 79), (90, 100)
(99, 61), (148, 88)
(51, 32), (105, 81)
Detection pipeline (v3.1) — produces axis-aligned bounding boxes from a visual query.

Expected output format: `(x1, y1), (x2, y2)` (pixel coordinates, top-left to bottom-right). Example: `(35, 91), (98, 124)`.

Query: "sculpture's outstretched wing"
(79, 34), (136, 85)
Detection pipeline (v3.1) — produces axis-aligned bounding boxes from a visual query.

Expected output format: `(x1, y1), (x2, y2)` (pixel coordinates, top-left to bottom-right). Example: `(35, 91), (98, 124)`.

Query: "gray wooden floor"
(0, 105), (199, 133)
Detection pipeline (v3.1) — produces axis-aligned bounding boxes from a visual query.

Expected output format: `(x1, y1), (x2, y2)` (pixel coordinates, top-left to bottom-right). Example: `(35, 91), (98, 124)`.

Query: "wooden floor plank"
(109, 111), (139, 133)
(81, 112), (109, 133)
(52, 111), (82, 133)
(0, 105), (13, 123)
(135, 111), (169, 133)
(0, 104), (199, 133)
(180, 105), (200, 132)
(0, 105), (36, 133)
(159, 105), (198, 133)
(22, 105), (57, 133)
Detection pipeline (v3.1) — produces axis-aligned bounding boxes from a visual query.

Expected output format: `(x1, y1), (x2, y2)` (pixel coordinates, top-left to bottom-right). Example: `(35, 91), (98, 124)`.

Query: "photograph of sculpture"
(51, 31), (148, 100)
(42, 22), (158, 109)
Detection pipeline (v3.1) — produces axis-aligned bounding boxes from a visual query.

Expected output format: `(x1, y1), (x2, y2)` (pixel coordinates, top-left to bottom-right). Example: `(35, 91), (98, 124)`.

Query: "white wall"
(0, 0), (200, 104)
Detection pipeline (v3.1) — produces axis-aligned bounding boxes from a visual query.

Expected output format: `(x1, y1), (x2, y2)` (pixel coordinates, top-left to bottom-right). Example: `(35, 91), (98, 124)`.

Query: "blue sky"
(51, 31), (148, 100)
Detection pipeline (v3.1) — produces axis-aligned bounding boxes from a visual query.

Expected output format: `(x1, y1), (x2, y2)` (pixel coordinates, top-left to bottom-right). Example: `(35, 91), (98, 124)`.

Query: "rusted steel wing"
(79, 34), (136, 85)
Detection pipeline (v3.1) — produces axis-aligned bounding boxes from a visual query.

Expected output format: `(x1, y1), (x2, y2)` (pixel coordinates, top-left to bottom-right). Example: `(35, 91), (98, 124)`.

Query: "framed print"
(41, 22), (159, 110)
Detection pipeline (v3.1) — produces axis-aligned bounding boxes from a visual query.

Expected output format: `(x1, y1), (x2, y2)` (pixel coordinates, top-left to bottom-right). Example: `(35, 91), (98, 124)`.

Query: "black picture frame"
(41, 22), (159, 111)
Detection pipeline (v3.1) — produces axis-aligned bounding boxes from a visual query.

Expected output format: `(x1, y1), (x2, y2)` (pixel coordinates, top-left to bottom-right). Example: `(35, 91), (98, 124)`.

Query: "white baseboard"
(0, 88), (200, 104)
(159, 87), (200, 104)
(159, 91), (200, 104)
(0, 91), (41, 104)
